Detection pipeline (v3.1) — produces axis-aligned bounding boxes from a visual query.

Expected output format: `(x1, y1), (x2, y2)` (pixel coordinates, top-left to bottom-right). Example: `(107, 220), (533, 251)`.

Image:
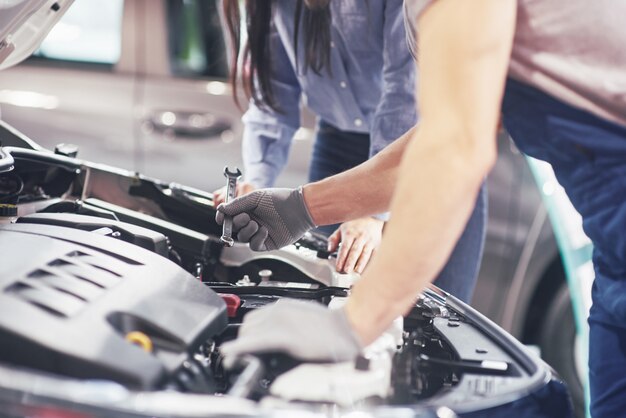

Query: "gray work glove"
(215, 187), (316, 251)
(220, 299), (363, 362)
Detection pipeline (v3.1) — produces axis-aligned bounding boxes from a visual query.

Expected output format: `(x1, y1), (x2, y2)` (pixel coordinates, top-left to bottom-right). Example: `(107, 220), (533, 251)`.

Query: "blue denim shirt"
(242, 0), (417, 188)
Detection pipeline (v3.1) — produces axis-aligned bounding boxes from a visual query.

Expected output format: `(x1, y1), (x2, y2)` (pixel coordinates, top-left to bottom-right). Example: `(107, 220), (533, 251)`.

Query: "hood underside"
(0, 0), (73, 70)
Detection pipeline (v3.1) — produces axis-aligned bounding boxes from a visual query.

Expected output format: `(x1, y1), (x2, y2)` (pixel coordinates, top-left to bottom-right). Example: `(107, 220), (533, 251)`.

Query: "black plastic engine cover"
(17, 212), (169, 257)
(0, 223), (227, 389)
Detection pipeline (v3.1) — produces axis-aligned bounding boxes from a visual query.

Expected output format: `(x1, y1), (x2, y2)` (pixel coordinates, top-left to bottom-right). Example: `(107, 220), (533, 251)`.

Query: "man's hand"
(220, 299), (362, 362)
(215, 187), (316, 251)
(212, 181), (257, 207)
(328, 217), (384, 274)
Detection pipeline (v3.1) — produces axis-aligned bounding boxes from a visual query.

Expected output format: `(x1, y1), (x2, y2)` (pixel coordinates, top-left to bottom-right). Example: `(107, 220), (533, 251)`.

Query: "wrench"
(220, 166), (242, 246)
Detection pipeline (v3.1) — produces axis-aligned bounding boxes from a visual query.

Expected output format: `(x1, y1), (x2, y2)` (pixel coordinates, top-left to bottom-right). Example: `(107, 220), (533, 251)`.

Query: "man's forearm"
(302, 125), (417, 225)
(343, 0), (517, 344)
(346, 125), (493, 343)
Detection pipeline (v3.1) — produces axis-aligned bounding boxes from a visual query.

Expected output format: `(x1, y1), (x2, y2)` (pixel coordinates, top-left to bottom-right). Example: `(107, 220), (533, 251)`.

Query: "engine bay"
(0, 128), (565, 417)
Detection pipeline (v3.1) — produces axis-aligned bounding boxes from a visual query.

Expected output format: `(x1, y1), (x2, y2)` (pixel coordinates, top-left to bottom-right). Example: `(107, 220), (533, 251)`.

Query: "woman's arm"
(241, 24), (302, 189)
(369, 0), (418, 158)
(325, 0), (418, 274)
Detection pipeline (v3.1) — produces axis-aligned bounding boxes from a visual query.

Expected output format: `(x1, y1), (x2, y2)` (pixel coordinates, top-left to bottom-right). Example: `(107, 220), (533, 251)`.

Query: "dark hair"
(222, 0), (332, 112)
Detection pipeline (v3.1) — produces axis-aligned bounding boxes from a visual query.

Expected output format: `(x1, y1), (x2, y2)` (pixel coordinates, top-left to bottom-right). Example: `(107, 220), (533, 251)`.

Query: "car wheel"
(539, 282), (585, 418)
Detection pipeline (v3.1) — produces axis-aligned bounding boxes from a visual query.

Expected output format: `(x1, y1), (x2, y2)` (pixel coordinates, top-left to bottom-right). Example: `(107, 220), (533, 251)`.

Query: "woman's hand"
(328, 217), (384, 274)
(213, 181), (257, 207)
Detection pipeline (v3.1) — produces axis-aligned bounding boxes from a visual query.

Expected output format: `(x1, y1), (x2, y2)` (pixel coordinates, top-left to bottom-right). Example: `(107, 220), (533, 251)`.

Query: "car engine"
(0, 126), (571, 418)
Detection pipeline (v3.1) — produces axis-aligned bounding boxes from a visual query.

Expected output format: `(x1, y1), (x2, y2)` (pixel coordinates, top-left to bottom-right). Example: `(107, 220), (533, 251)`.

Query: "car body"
(0, 0), (585, 415)
(0, 0), (315, 191)
(0, 121), (573, 418)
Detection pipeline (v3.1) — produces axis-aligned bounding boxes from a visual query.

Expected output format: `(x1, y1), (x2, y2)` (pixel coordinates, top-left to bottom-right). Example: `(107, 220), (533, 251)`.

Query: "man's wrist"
(344, 295), (376, 346)
(301, 183), (323, 226)
(296, 186), (318, 229)
(344, 258), (402, 346)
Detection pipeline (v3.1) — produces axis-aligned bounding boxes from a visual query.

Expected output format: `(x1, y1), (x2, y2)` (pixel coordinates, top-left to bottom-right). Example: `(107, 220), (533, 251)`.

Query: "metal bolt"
(258, 269), (273, 282)
(236, 275), (253, 286)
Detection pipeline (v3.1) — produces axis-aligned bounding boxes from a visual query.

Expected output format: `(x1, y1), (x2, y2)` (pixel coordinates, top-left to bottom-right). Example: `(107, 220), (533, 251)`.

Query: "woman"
(215, 0), (486, 301)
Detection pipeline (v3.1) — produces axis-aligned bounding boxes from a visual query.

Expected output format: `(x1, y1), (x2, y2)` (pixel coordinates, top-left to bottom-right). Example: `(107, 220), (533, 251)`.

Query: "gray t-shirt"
(404, 0), (626, 128)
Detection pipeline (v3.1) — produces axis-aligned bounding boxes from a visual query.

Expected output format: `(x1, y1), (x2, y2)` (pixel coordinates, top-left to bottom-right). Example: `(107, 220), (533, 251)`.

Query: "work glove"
(220, 299), (363, 362)
(215, 187), (316, 251)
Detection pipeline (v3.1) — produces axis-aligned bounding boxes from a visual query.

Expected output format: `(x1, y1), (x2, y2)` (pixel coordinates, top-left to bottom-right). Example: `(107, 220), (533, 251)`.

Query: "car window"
(34, 0), (124, 65)
(167, 0), (229, 79)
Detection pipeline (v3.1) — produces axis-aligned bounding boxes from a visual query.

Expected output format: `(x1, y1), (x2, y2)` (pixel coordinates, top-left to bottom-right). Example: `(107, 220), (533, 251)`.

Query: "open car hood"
(0, 0), (73, 70)
(0, 121), (574, 418)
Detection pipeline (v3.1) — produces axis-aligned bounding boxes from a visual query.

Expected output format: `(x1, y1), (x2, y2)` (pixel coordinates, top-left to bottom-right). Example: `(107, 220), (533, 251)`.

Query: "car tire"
(539, 283), (585, 418)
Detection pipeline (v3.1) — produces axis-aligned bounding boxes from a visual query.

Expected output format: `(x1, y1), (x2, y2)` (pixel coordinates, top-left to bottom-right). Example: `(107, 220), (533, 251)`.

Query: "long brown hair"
(222, 0), (332, 112)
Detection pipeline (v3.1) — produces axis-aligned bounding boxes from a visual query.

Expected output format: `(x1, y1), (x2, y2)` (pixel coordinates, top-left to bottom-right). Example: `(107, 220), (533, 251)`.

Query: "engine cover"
(0, 222), (227, 389)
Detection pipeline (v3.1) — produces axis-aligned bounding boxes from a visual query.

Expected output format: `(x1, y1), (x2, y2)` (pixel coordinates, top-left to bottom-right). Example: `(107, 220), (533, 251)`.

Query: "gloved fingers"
(232, 213), (252, 231)
(222, 300), (362, 365)
(222, 344), (296, 369)
(221, 329), (293, 361)
(237, 220), (259, 242)
(220, 338), (277, 367)
(216, 211), (250, 229)
(342, 237), (366, 274)
(238, 299), (303, 333)
(215, 210), (224, 226)
(220, 339), (247, 360)
(335, 235), (356, 272)
(217, 191), (262, 216)
(249, 226), (269, 251)
(355, 244), (375, 274)
(215, 211), (251, 236)
(327, 228), (342, 252)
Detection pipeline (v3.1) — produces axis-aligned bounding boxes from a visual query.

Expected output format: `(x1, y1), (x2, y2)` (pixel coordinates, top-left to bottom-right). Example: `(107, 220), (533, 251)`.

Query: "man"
(217, 0), (626, 416)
